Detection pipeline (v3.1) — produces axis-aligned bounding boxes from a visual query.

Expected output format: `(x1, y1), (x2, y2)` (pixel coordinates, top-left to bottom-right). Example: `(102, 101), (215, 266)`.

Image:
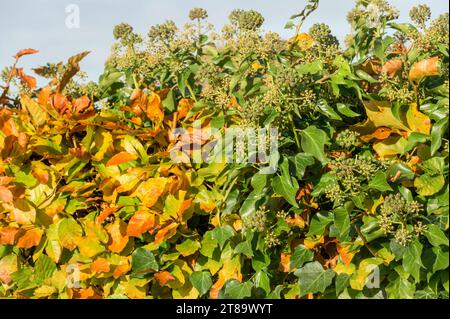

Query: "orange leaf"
(177, 98), (194, 118)
(71, 287), (101, 299)
(154, 223), (178, 245)
(15, 48), (39, 59)
(112, 257), (131, 279)
(91, 258), (111, 273)
(0, 227), (20, 245)
(154, 271), (175, 286)
(360, 127), (393, 142)
(106, 220), (129, 253)
(337, 244), (356, 266)
(73, 96), (92, 114)
(0, 186), (13, 202)
(381, 58), (402, 78)
(279, 253), (291, 272)
(96, 206), (121, 224)
(126, 210), (156, 237)
(147, 92), (164, 123)
(16, 228), (43, 249)
(106, 152), (137, 167)
(409, 57), (440, 82)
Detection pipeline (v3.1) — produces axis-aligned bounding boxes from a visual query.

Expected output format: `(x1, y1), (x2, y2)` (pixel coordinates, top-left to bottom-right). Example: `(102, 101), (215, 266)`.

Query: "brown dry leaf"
(0, 227), (20, 245)
(73, 96), (92, 114)
(0, 186), (13, 202)
(154, 271), (175, 286)
(106, 220), (129, 253)
(409, 57), (440, 82)
(57, 51), (90, 93)
(126, 210), (156, 237)
(16, 228), (43, 249)
(15, 48), (39, 59)
(51, 93), (71, 115)
(381, 58), (403, 78)
(91, 258), (111, 273)
(106, 152), (137, 167)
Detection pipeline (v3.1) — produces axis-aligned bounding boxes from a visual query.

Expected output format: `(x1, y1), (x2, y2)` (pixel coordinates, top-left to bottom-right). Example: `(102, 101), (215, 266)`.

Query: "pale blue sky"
(0, 0), (448, 81)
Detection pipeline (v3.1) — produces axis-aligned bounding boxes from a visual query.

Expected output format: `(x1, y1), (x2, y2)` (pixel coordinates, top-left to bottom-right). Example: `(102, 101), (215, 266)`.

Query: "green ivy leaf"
(425, 224), (449, 247)
(368, 171), (393, 192)
(295, 261), (335, 296)
(131, 248), (159, 275)
(300, 126), (329, 165)
(190, 271), (212, 297)
(402, 239), (424, 283)
(212, 225), (235, 249)
(290, 245), (314, 271)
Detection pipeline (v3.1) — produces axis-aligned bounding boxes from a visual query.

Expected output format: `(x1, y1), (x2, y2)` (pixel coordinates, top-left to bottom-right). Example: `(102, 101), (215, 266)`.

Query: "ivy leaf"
(402, 239), (424, 283)
(300, 126), (329, 165)
(414, 174), (445, 196)
(272, 162), (300, 208)
(176, 239), (201, 257)
(425, 224), (449, 247)
(222, 280), (253, 299)
(316, 99), (342, 121)
(307, 212), (333, 236)
(295, 261), (335, 296)
(212, 225), (235, 249)
(290, 245), (314, 271)
(368, 171), (393, 192)
(190, 271), (212, 297)
(131, 248), (159, 275)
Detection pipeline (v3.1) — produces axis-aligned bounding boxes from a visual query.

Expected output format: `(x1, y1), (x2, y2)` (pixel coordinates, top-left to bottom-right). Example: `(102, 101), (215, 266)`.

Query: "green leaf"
(295, 261), (335, 296)
(190, 271), (212, 297)
(388, 163), (415, 181)
(425, 224), (449, 247)
(430, 117), (448, 155)
(288, 153), (315, 179)
(212, 225), (235, 249)
(330, 203), (351, 241)
(336, 103), (360, 117)
(176, 239), (201, 256)
(223, 280), (253, 299)
(432, 247), (449, 272)
(272, 158), (299, 207)
(307, 212), (333, 236)
(290, 245), (314, 270)
(35, 254), (57, 285)
(131, 248), (159, 275)
(402, 239), (424, 283)
(368, 171), (393, 192)
(234, 240), (254, 258)
(300, 126), (329, 165)
(316, 99), (342, 121)
(254, 271), (271, 294)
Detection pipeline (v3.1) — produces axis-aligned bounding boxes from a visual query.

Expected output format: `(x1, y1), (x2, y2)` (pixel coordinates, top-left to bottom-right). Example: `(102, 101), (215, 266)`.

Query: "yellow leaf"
(20, 95), (49, 127)
(134, 177), (168, 208)
(406, 103), (431, 135)
(373, 136), (408, 158)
